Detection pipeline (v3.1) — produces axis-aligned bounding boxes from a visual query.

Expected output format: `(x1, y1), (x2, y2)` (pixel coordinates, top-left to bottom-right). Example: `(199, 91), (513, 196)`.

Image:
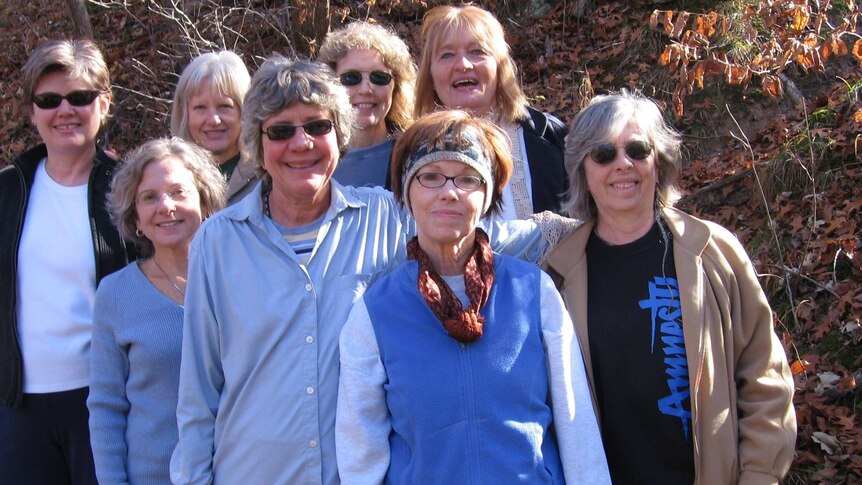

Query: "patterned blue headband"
(401, 126), (494, 214)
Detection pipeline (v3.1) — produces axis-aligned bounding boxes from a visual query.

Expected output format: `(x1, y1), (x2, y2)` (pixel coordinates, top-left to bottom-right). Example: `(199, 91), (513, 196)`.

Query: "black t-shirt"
(586, 219), (695, 484)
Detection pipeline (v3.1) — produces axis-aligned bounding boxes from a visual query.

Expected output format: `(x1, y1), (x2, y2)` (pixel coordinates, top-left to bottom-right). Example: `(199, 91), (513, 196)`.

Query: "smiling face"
(585, 120), (657, 235)
(409, 160), (486, 255)
(187, 83), (241, 163)
(30, 70), (109, 155)
(430, 26), (498, 115)
(261, 101), (339, 215)
(134, 156), (203, 256)
(335, 48), (394, 139)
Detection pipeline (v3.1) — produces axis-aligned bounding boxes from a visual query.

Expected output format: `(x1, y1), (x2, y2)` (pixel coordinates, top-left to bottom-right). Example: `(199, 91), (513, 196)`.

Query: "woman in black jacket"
(414, 4), (569, 219)
(0, 39), (133, 484)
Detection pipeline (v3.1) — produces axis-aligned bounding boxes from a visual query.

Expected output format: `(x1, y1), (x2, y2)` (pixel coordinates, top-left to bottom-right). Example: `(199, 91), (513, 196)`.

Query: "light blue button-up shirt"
(170, 181), (552, 485)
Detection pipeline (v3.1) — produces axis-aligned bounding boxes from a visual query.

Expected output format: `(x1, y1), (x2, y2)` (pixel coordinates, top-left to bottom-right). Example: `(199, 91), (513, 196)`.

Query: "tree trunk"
(64, 0), (93, 39)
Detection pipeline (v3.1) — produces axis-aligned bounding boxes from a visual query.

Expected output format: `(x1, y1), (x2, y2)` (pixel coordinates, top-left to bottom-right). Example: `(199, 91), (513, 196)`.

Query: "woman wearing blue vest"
(335, 110), (611, 484)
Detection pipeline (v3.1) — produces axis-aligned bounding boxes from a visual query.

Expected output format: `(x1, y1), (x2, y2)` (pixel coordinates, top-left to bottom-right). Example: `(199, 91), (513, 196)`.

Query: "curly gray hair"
(240, 56), (355, 180)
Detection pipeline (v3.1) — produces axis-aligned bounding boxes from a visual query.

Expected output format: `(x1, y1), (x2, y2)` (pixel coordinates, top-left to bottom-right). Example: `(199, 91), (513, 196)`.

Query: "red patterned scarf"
(406, 228), (495, 343)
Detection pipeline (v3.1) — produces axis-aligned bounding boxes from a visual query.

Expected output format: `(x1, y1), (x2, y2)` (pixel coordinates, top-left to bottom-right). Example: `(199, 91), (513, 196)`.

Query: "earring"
(136, 228), (144, 237)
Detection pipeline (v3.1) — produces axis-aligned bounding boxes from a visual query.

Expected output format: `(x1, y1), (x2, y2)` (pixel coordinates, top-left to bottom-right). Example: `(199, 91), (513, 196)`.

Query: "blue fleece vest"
(365, 254), (564, 484)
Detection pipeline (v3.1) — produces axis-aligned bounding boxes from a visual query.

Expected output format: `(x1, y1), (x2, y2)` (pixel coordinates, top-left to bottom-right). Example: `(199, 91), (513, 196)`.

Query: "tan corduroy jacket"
(546, 207), (796, 485)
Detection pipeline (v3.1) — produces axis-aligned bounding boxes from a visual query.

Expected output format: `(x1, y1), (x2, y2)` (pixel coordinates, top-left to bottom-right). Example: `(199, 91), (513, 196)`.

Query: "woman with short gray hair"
(88, 137), (225, 484)
(546, 90), (796, 484)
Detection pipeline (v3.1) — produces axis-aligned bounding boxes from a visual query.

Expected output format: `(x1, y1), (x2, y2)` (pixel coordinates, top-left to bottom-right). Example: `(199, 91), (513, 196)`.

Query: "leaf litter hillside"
(0, 0), (860, 482)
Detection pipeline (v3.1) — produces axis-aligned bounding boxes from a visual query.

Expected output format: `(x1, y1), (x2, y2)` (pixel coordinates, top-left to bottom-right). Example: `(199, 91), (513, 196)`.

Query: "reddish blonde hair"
(414, 5), (528, 124)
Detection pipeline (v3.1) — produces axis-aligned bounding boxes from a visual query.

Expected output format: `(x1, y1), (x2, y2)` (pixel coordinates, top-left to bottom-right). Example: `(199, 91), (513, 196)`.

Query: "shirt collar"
(223, 178), (369, 227)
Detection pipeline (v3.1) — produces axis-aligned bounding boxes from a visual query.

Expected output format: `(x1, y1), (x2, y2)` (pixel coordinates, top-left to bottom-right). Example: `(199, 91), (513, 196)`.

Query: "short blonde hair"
(21, 39), (111, 119)
(318, 21), (416, 132)
(170, 51), (250, 141)
(109, 137), (227, 256)
(391, 110), (513, 217)
(414, 5), (528, 124)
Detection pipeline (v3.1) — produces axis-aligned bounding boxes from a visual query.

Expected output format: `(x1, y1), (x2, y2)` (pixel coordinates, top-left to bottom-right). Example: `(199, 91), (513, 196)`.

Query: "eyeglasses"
(339, 70), (393, 87)
(589, 140), (653, 165)
(136, 187), (193, 207)
(415, 172), (485, 191)
(32, 90), (101, 110)
(261, 119), (334, 141)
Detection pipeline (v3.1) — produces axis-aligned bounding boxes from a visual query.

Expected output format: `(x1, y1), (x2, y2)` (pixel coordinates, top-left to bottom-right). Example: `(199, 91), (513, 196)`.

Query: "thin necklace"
(152, 257), (185, 296)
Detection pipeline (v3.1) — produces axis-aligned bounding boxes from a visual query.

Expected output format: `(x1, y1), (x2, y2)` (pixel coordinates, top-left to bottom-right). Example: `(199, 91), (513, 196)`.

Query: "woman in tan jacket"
(545, 90), (796, 484)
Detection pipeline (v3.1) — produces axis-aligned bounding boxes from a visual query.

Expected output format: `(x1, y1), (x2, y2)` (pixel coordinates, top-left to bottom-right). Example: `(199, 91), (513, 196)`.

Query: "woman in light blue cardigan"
(87, 138), (225, 484)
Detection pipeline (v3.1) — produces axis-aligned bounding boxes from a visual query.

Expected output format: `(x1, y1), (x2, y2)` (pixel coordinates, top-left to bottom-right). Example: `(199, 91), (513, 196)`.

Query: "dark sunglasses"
(32, 90), (101, 110)
(261, 119), (334, 141)
(589, 140), (653, 165)
(339, 70), (393, 87)
(415, 172), (485, 191)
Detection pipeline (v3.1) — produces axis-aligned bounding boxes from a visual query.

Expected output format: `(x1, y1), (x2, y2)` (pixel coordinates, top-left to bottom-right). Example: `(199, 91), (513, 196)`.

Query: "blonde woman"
(171, 51), (257, 203)
(415, 5), (569, 218)
(319, 21), (416, 188)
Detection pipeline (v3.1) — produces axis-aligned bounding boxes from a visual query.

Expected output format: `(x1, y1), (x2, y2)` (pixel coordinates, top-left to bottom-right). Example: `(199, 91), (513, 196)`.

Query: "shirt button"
(306, 387), (314, 394)
(309, 440), (318, 448)
(305, 335), (314, 344)
(305, 284), (312, 292)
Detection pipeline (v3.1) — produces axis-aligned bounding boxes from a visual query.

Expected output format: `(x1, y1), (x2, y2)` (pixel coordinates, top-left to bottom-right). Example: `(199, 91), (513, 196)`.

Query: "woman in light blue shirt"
(170, 56), (572, 485)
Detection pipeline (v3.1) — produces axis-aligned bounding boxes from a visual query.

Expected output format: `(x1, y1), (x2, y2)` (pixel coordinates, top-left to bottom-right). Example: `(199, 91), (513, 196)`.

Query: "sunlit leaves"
(652, 1), (861, 115)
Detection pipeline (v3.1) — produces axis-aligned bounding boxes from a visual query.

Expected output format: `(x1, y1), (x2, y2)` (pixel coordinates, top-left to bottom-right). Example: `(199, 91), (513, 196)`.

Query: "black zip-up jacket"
(520, 106), (569, 214)
(0, 144), (134, 408)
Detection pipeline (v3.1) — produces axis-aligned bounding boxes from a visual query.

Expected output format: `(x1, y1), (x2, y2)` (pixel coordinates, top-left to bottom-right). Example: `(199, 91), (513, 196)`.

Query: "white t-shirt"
(16, 159), (96, 393)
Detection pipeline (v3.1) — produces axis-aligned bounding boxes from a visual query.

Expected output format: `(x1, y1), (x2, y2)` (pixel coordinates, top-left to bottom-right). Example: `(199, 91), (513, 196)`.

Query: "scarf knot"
(407, 229), (495, 343)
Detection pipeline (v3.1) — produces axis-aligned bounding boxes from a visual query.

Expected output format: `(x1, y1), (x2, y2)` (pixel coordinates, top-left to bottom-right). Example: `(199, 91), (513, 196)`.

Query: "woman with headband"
(335, 110), (610, 484)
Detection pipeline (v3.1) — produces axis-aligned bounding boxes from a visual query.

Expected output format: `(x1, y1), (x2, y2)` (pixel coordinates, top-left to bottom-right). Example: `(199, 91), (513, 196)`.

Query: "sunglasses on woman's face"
(589, 140), (653, 165)
(32, 90), (101, 110)
(261, 119), (334, 141)
(338, 70), (393, 87)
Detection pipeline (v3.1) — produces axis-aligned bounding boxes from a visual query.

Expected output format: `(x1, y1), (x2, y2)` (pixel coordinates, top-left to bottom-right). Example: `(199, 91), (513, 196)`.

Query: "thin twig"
(769, 264), (840, 298)
(726, 105), (802, 361)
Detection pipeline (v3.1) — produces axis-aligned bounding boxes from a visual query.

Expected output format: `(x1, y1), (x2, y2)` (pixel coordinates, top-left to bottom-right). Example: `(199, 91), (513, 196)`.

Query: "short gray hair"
(170, 51), (251, 141)
(109, 137), (227, 256)
(240, 56), (355, 180)
(562, 90), (682, 220)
